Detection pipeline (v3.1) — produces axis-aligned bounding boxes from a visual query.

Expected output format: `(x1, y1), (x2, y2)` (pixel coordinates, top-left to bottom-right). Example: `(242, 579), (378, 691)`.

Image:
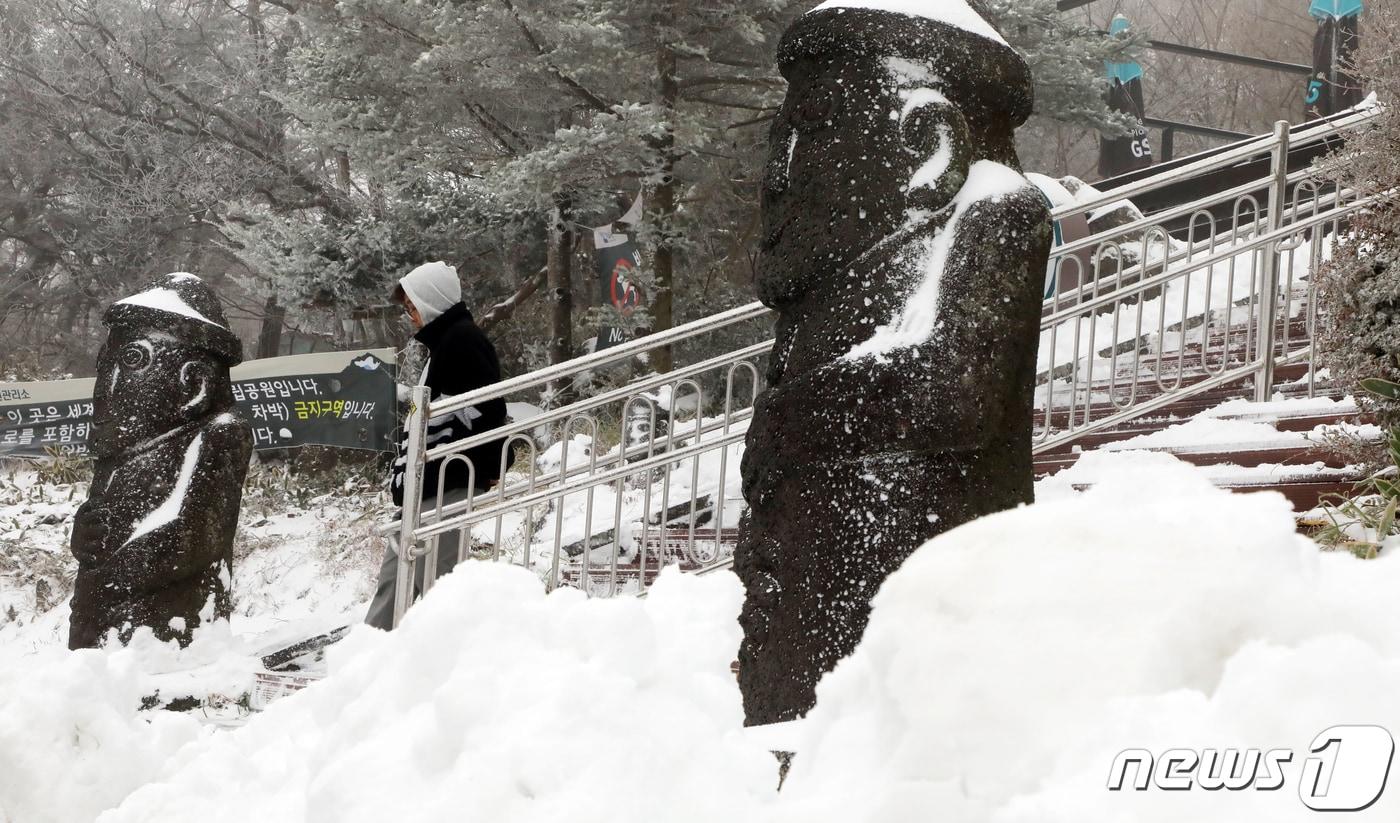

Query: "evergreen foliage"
(980, 0), (1146, 137)
(0, 0), (1144, 380)
(1316, 5), (1400, 425)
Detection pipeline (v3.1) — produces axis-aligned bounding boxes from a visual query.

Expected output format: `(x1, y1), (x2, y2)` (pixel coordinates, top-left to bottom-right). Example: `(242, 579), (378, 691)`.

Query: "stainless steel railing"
(387, 109), (1381, 625)
(387, 302), (770, 626)
(1035, 114), (1378, 453)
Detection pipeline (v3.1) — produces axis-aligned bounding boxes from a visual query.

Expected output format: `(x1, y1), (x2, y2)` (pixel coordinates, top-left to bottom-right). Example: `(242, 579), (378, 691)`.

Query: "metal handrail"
(377, 406), (757, 536)
(1051, 173), (1273, 257)
(424, 339), (772, 462)
(1049, 164), (1345, 262)
(430, 300), (772, 417)
(1050, 105), (1378, 222)
(1034, 354), (1300, 456)
(1043, 195), (1366, 326)
(412, 427), (751, 542)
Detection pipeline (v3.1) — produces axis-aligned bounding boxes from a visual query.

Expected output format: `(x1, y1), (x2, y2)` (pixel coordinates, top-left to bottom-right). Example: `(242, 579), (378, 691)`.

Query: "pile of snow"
(0, 625), (259, 823)
(92, 566), (774, 822)
(9, 456), (1400, 821)
(1099, 415), (1305, 451)
(1039, 447), (1359, 494)
(779, 454), (1400, 822)
(1097, 414), (1382, 454)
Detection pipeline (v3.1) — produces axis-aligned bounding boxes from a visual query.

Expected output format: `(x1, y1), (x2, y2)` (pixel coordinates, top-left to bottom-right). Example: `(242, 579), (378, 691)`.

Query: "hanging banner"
(1306, 1), (1363, 119)
(1098, 15), (1153, 179)
(593, 223), (646, 352)
(0, 348), (398, 458)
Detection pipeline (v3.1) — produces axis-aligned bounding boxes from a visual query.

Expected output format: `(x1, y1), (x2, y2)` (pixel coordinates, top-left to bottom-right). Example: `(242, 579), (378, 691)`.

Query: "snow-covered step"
(1035, 393), (1375, 519)
(1040, 448), (1365, 514)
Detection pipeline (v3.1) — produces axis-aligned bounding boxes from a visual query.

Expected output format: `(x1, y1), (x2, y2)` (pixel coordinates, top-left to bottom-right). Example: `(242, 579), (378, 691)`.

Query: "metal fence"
(1035, 112), (1377, 452)
(385, 110), (1381, 626)
(381, 302), (773, 626)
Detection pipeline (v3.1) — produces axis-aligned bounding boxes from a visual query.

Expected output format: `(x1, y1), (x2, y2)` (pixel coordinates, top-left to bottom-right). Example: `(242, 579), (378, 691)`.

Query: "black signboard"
(1306, 11), (1363, 120)
(1100, 77), (1153, 179)
(1099, 15), (1153, 180)
(0, 382), (95, 456)
(0, 349), (398, 458)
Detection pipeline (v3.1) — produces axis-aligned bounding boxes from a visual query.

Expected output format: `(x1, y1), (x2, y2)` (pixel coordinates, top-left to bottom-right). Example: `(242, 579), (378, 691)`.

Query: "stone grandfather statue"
(735, 0), (1053, 725)
(68, 273), (253, 649)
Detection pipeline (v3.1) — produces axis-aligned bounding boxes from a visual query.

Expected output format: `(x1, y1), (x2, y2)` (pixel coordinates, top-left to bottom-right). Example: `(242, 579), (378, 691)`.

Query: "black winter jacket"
(392, 303), (511, 506)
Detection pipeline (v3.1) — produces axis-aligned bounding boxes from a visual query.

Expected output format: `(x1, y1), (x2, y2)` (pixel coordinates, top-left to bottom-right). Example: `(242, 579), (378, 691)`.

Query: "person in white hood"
(392, 260), (461, 328)
(366, 261), (512, 630)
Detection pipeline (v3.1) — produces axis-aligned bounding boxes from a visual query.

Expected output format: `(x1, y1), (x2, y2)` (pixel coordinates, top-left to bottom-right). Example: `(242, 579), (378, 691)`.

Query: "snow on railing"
(386, 113), (1379, 625)
(1036, 113), (1379, 453)
(384, 304), (770, 626)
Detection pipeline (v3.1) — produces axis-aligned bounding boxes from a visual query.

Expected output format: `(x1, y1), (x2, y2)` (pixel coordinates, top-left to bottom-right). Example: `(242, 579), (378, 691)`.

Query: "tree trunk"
(257, 296), (286, 359)
(336, 149), (351, 191)
(247, 0), (263, 39)
(546, 195), (574, 404)
(650, 31), (679, 374)
(479, 266), (546, 333)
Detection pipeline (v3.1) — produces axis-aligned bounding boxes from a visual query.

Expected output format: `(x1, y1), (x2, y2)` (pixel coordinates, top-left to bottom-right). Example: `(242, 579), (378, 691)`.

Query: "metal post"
(1254, 120), (1291, 402)
(393, 385), (430, 628)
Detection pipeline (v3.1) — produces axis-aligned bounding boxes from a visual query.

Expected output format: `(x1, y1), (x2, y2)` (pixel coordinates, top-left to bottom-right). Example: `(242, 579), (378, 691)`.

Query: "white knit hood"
(398, 261), (462, 326)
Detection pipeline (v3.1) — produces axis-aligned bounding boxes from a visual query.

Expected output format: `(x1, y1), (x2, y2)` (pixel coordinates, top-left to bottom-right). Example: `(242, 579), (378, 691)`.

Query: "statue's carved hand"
(70, 505), (111, 564)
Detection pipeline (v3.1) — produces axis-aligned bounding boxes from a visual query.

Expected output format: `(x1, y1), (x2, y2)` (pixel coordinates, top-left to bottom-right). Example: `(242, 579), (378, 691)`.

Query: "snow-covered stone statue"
(735, 1), (1053, 725)
(68, 273), (253, 649)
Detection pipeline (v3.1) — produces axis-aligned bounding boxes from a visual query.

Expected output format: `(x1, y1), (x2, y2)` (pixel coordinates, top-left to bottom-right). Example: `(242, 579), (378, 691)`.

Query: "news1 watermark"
(1108, 725), (1396, 812)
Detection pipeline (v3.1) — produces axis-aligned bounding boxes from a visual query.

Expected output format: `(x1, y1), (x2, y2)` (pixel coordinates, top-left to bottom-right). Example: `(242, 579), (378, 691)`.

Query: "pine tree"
(979, 0), (1145, 136)
(250, 0), (802, 375)
(1, 0), (1153, 381)
(0, 0), (314, 373)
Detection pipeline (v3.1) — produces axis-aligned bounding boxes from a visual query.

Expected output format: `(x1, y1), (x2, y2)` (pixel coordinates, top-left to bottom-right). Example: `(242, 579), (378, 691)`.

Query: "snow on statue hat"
(105, 272), (243, 366)
(783, 1), (1034, 134)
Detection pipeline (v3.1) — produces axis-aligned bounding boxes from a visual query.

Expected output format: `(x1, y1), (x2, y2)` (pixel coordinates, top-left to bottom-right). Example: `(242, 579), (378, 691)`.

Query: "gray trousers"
(364, 486), (475, 630)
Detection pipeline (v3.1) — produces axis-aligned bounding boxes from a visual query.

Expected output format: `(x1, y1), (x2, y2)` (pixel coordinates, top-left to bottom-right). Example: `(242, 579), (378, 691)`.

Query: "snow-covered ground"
(0, 459), (387, 649)
(5, 450), (1400, 821)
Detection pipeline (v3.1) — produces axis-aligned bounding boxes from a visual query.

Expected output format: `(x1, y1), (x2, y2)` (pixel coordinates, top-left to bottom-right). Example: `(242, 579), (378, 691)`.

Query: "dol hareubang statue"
(735, 1), (1053, 725)
(68, 273), (253, 649)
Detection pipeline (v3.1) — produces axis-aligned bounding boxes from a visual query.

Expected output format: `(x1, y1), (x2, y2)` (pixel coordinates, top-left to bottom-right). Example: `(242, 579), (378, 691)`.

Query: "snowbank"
(777, 454), (1400, 822)
(10, 456), (1400, 821)
(95, 565), (773, 823)
(0, 624), (257, 823)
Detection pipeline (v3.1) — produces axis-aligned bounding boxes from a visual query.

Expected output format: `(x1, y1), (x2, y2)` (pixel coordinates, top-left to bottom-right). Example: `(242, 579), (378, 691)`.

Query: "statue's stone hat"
(779, 1), (1034, 133)
(104, 273), (244, 366)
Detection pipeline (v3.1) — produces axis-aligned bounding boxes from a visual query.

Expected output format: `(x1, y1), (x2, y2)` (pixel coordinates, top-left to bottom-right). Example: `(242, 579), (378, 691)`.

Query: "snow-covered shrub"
(1313, 425), (1400, 557)
(1316, 5), (1400, 426)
